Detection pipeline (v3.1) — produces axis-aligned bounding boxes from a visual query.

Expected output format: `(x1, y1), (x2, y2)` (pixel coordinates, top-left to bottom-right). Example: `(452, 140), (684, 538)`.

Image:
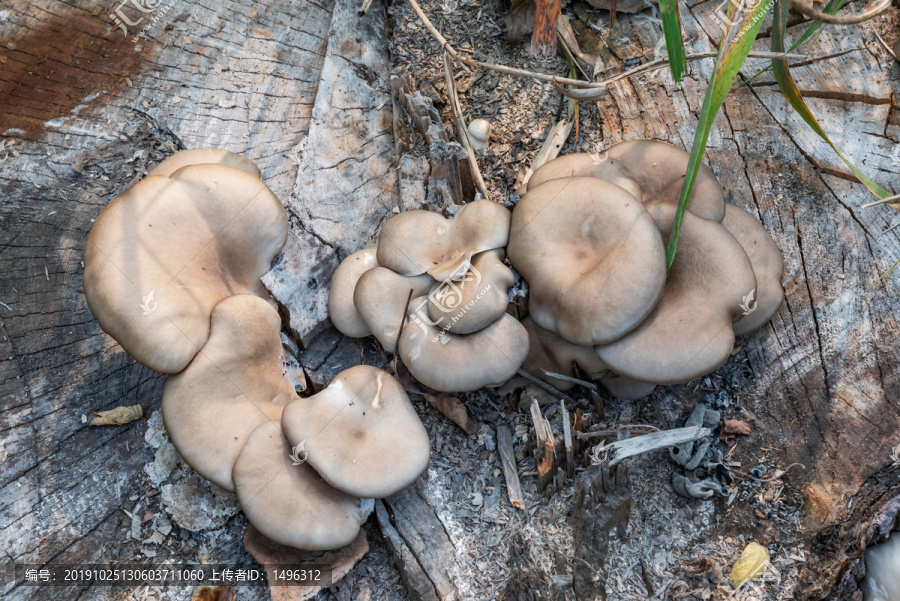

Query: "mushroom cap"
(468, 119), (492, 151)
(354, 267), (435, 351)
(148, 148), (262, 178)
(329, 248), (379, 338)
(521, 316), (607, 391)
(161, 294), (295, 491)
(600, 372), (657, 400)
(527, 153), (643, 201)
(425, 249), (515, 335)
(376, 199), (511, 281)
(83, 163), (288, 373)
(233, 420), (372, 551)
(605, 140), (726, 222)
(720, 204), (785, 336)
(507, 176), (667, 346)
(282, 366), (430, 498)
(596, 204), (757, 384)
(399, 297), (529, 392)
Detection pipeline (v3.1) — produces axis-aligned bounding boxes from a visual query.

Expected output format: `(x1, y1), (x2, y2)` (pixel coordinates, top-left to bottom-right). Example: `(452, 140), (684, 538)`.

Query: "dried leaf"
(505, 0), (536, 45)
(88, 404), (143, 426)
(424, 393), (478, 435)
(729, 541), (770, 588)
(720, 419), (752, 438)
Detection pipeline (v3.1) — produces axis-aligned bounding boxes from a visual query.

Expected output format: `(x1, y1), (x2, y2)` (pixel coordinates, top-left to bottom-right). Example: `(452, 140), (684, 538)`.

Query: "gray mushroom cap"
(399, 297), (529, 392)
(596, 204), (757, 384)
(376, 199), (511, 281)
(605, 139), (726, 222)
(83, 163), (288, 373)
(162, 294), (297, 492)
(354, 267), (435, 351)
(720, 204), (785, 336)
(232, 420), (372, 551)
(148, 148), (262, 178)
(282, 366), (430, 498)
(507, 176), (667, 346)
(425, 249), (515, 335)
(527, 153), (643, 201)
(329, 248), (379, 338)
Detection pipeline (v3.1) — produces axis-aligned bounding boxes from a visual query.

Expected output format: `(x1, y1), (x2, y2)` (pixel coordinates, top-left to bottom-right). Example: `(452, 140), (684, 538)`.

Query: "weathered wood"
(497, 424), (527, 510)
(381, 485), (461, 601)
(605, 426), (712, 466)
(530, 398), (557, 491)
(561, 401), (574, 478)
(374, 500), (439, 601)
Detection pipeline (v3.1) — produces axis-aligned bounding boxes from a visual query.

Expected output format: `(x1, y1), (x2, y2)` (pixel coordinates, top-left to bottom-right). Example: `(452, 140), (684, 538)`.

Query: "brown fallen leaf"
(88, 404), (143, 426)
(424, 393), (478, 436)
(720, 419), (752, 440)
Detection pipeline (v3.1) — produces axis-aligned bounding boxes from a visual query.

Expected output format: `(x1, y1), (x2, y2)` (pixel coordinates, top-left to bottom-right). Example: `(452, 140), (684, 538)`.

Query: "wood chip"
(89, 404), (143, 426)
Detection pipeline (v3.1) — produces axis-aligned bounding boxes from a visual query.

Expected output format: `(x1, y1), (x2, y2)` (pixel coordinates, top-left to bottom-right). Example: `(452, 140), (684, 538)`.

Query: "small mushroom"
(232, 420), (373, 550)
(527, 153), (643, 201)
(83, 163), (288, 373)
(425, 249), (515, 335)
(282, 366), (430, 498)
(376, 199), (511, 281)
(605, 139), (726, 222)
(329, 248), (379, 338)
(599, 372), (657, 400)
(467, 118), (492, 152)
(521, 316), (606, 391)
(507, 176), (667, 346)
(399, 297), (529, 392)
(161, 294), (296, 491)
(595, 204), (756, 384)
(148, 148), (262, 178)
(354, 267), (435, 351)
(720, 204), (785, 336)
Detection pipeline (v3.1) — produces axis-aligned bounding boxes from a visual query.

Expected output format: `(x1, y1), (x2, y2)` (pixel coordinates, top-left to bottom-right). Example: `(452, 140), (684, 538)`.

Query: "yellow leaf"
(729, 541), (770, 588)
(89, 405), (143, 426)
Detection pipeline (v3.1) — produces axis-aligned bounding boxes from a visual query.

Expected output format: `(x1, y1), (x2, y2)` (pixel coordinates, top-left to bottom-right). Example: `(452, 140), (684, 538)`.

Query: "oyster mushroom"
(376, 198), (511, 281)
(521, 316), (607, 391)
(148, 148), (261, 178)
(398, 297), (529, 392)
(233, 420), (373, 550)
(161, 294), (296, 492)
(528, 153), (643, 201)
(599, 372), (657, 400)
(282, 366), (430, 498)
(425, 249), (515, 335)
(595, 204), (756, 384)
(720, 204), (785, 336)
(329, 247), (379, 338)
(83, 162), (288, 373)
(354, 267), (435, 351)
(507, 176), (667, 346)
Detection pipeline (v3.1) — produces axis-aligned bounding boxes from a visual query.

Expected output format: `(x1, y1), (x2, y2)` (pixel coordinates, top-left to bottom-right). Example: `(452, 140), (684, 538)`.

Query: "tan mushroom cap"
(282, 366), (430, 498)
(521, 316), (607, 391)
(426, 249), (515, 335)
(83, 163), (288, 373)
(721, 204), (785, 336)
(354, 267), (434, 351)
(162, 294), (295, 492)
(329, 248), (379, 338)
(527, 153), (643, 201)
(399, 297), (529, 392)
(507, 176), (667, 346)
(148, 148), (261, 178)
(376, 199), (511, 281)
(605, 140), (726, 222)
(233, 420), (372, 551)
(596, 204), (757, 384)
(600, 372), (657, 400)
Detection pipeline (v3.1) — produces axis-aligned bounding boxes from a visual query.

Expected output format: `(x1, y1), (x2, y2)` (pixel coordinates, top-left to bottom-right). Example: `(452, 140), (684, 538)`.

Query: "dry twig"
(443, 54), (490, 201)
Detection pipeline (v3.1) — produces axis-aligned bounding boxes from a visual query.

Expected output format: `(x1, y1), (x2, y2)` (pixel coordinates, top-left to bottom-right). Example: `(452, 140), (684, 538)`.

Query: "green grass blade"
(735, 0), (847, 90)
(659, 0), (687, 82)
(771, 0), (891, 199)
(665, 0), (774, 267)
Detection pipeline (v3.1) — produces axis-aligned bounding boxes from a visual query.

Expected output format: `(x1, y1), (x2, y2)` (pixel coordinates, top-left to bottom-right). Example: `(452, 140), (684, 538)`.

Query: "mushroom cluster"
(329, 199), (529, 392)
(84, 149), (430, 550)
(511, 140), (785, 399)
